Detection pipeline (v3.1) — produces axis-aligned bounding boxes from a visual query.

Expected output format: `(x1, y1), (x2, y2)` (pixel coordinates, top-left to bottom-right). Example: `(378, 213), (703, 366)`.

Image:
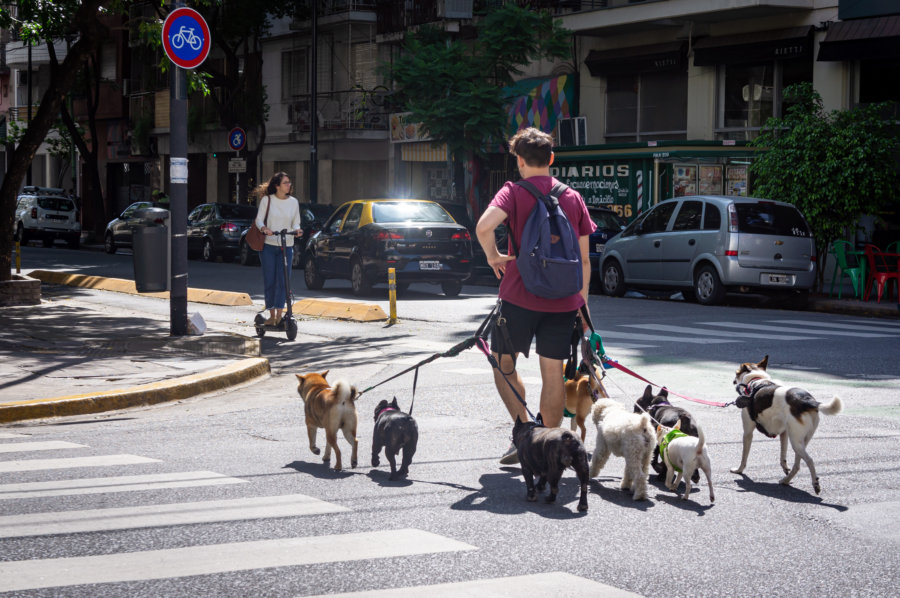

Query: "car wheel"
(441, 280), (462, 297)
(15, 223), (27, 244)
(104, 233), (117, 254)
(292, 247), (302, 269)
(601, 260), (627, 297)
(304, 255), (324, 290)
(67, 234), (80, 250)
(202, 239), (215, 262)
(694, 264), (725, 306)
(350, 259), (372, 296)
(239, 241), (256, 265)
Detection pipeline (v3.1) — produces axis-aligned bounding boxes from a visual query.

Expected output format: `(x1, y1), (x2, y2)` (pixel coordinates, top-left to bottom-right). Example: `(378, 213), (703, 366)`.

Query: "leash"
(601, 356), (733, 408)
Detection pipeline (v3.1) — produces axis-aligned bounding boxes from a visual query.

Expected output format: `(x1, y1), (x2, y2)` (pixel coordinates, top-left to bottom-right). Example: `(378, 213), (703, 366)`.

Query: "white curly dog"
(589, 398), (655, 500)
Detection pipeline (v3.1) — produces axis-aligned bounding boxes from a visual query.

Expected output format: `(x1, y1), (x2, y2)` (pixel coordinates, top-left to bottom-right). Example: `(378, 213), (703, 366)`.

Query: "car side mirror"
(635, 221), (645, 235)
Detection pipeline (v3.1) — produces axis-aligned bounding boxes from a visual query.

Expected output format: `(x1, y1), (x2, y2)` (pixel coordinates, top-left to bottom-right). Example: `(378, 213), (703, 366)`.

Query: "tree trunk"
(0, 1), (107, 281)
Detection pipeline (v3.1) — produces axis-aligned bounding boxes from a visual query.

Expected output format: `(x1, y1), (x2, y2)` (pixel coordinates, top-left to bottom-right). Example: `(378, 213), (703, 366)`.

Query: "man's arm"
(579, 234), (591, 327)
(476, 205), (515, 280)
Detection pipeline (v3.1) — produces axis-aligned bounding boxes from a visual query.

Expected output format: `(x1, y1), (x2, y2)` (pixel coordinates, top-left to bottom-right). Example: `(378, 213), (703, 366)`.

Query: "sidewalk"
(1, 273), (897, 425)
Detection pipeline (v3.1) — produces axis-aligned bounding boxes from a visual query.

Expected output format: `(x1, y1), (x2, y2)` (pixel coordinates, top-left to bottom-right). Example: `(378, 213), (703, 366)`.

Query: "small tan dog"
(296, 371), (359, 471)
(564, 365), (609, 442)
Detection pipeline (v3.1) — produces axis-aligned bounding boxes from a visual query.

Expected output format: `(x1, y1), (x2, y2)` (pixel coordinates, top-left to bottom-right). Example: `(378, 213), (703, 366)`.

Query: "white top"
(256, 194), (302, 247)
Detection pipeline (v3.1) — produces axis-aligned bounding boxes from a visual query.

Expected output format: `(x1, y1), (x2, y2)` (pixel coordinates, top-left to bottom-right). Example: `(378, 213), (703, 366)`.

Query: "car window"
(372, 201), (453, 224)
(343, 203), (364, 232)
(122, 202), (150, 218)
(672, 200), (703, 231)
(641, 202), (677, 234)
(735, 202), (811, 237)
(218, 204), (256, 220)
(703, 203), (721, 230)
(188, 206), (204, 221)
(17, 197), (30, 210)
(300, 208), (316, 227)
(590, 209), (624, 231)
(325, 204), (350, 233)
(37, 197), (75, 212)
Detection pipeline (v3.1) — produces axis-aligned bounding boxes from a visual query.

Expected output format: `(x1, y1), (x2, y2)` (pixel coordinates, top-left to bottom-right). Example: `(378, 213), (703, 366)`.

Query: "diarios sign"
(162, 7), (211, 69)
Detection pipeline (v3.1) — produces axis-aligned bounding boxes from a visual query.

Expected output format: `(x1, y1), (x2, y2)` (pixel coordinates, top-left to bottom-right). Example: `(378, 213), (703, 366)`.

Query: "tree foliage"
(384, 4), (571, 162)
(749, 82), (900, 290)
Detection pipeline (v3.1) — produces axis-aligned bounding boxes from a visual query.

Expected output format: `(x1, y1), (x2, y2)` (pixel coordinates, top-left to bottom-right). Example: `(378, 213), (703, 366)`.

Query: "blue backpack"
(510, 180), (583, 299)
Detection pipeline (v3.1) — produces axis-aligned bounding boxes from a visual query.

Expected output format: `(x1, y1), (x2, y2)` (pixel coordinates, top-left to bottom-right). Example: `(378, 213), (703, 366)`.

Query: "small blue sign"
(162, 8), (211, 70)
(229, 127), (247, 151)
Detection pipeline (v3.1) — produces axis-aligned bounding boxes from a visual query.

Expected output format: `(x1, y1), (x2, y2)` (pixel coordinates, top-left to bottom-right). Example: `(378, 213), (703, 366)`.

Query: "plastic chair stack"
(863, 243), (900, 302)
(829, 240), (864, 299)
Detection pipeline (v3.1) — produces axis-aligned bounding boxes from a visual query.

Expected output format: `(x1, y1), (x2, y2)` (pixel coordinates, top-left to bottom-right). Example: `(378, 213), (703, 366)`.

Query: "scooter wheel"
(285, 318), (298, 341)
(255, 326), (266, 338)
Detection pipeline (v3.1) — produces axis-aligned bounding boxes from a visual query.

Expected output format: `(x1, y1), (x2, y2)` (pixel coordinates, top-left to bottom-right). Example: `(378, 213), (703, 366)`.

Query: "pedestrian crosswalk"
(0, 434), (632, 595)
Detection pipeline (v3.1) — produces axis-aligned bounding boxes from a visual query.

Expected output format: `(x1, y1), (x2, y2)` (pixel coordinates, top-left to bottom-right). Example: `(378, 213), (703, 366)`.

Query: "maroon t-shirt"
(489, 175), (596, 312)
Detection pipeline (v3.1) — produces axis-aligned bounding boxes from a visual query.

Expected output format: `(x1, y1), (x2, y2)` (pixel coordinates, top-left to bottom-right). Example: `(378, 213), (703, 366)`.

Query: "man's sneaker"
(499, 442), (519, 465)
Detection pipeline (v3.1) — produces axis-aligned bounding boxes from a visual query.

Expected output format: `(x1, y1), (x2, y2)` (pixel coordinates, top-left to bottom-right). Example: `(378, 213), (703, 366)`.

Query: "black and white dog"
(732, 356), (842, 494)
(371, 397), (418, 481)
(633, 385), (701, 482)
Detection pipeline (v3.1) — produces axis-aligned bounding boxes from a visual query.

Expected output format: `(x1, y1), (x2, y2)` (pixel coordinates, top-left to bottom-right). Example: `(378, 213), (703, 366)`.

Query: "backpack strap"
(508, 180), (569, 257)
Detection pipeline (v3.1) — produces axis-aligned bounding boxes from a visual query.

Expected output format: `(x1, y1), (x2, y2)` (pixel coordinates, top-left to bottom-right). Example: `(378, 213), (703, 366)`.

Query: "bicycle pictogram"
(170, 25), (202, 51)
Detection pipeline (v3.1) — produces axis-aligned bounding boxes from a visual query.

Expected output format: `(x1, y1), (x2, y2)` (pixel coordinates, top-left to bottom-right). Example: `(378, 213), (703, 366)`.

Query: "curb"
(29, 270), (253, 306)
(293, 298), (387, 321)
(0, 357), (270, 424)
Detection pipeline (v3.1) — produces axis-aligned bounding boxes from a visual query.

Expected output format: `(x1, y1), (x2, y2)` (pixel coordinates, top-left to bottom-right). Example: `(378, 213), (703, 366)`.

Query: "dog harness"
(735, 378), (779, 438)
(375, 406), (397, 419)
(659, 428), (689, 473)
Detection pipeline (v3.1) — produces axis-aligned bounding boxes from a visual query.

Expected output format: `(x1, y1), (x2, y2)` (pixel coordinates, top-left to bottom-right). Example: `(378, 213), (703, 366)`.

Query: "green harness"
(659, 428), (689, 473)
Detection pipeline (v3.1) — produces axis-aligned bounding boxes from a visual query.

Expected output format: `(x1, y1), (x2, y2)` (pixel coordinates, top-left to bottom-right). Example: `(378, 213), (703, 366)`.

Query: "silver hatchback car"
(599, 195), (816, 305)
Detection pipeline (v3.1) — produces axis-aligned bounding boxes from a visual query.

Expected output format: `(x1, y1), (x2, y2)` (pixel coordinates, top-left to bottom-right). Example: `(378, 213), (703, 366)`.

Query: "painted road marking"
(699, 321), (894, 337)
(0, 529), (476, 592)
(0, 454), (160, 473)
(622, 323), (820, 341)
(0, 441), (87, 453)
(0, 471), (247, 500)
(0, 433), (28, 439)
(0, 493), (349, 538)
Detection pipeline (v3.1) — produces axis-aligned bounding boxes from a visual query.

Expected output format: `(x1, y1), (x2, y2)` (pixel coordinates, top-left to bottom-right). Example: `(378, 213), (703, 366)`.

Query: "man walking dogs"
(476, 127), (596, 464)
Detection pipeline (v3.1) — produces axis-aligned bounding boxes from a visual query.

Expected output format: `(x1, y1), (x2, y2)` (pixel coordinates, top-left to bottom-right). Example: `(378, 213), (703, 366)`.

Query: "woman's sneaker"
(499, 441), (519, 465)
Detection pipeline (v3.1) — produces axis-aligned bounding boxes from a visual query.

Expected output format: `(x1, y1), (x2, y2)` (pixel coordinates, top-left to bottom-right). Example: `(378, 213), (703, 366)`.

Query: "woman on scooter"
(255, 172), (302, 326)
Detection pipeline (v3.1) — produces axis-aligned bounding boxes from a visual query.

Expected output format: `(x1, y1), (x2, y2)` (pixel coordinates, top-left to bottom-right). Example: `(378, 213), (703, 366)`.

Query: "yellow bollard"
(15, 240), (21, 273)
(388, 267), (398, 324)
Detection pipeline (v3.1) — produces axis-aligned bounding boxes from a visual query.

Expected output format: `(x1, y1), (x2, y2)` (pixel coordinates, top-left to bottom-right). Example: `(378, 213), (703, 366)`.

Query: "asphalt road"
(3, 245), (899, 596)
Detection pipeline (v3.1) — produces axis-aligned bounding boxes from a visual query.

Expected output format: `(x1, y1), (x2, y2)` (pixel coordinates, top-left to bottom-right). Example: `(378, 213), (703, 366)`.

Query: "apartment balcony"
(290, 0), (378, 32)
(376, 0), (474, 36)
(8, 105), (40, 123)
(285, 88), (393, 134)
(4, 39), (69, 70)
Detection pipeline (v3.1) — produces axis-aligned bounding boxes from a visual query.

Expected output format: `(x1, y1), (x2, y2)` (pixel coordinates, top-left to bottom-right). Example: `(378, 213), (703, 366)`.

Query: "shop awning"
(693, 26), (813, 66)
(817, 15), (900, 61)
(585, 41), (686, 76)
(400, 142), (447, 162)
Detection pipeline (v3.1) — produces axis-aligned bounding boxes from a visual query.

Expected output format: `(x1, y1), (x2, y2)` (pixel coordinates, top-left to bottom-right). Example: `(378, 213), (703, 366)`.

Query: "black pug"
(511, 416), (589, 512)
(371, 397), (418, 481)
(633, 385), (700, 482)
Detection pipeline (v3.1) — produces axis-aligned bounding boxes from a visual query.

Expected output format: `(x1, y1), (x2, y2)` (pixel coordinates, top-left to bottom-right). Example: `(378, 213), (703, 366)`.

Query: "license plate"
(763, 273), (792, 285)
(595, 243), (605, 254)
(419, 260), (441, 271)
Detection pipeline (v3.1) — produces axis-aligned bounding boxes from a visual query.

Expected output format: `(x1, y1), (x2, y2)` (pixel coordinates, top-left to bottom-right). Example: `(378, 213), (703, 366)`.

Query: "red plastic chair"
(863, 244), (900, 302)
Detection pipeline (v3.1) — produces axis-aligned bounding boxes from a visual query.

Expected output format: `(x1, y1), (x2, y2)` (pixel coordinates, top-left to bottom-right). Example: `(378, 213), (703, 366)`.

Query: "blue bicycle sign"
(229, 127), (246, 151)
(162, 8), (210, 70)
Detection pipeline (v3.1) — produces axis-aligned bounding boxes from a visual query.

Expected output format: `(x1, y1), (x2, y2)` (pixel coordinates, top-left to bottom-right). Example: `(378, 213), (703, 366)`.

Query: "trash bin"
(132, 207), (170, 293)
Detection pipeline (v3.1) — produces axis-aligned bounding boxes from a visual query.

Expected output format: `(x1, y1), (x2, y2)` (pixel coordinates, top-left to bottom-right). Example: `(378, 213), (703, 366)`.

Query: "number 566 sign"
(162, 7), (210, 69)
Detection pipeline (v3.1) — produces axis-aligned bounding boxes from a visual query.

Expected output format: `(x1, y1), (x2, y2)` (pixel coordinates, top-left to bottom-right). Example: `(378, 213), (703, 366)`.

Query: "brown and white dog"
(564, 365), (609, 442)
(296, 371), (359, 471)
(732, 356), (842, 494)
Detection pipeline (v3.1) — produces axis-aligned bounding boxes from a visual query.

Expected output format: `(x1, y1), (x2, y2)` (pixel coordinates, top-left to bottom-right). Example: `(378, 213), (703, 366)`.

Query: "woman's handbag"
(246, 196), (270, 252)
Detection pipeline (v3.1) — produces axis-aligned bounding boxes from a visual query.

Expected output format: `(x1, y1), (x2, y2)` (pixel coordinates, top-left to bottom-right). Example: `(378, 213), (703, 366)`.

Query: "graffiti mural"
(505, 74), (576, 137)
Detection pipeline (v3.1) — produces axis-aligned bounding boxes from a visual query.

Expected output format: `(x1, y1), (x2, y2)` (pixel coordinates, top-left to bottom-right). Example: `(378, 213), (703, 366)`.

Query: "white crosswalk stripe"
(622, 323), (822, 341)
(0, 471), (247, 500)
(0, 454), (160, 473)
(0, 432), (29, 439)
(0, 440), (87, 453)
(0, 529), (476, 593)
(767, 319), (900, 332)
(699, 321), (895, 337)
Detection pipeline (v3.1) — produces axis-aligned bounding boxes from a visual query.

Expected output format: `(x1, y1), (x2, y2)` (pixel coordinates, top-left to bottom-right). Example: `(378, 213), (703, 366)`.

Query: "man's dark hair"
(509, 127), (553, 168)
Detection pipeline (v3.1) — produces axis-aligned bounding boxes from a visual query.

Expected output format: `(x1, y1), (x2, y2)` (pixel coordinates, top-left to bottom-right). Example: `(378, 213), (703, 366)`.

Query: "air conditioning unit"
(558, 116), (587, 147)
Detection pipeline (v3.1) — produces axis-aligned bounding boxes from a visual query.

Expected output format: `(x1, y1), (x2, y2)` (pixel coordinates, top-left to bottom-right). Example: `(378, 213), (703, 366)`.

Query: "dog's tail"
(695, 424), (706, 455)
(333, 380), (359, 404)
(819, 396), (842, 416)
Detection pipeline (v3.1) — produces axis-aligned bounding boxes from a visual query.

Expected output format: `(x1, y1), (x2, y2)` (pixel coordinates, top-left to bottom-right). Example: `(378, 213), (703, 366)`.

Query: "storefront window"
(606, 71), (687, 142)
(716, 58), (812, 140)
(858, 59), (900, 117)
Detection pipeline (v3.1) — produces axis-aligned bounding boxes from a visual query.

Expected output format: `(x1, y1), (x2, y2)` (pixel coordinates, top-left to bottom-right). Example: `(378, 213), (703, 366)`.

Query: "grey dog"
(512, 416), (590, 512)
(371, 397), (418, 481)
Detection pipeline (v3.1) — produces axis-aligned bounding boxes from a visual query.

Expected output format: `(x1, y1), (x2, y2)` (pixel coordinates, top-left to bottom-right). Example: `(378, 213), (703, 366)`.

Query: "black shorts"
(490, 301), (577, 360)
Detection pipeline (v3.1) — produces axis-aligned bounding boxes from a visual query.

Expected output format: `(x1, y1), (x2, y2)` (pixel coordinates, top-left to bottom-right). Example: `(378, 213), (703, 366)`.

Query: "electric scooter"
(254, 229), (299, 341)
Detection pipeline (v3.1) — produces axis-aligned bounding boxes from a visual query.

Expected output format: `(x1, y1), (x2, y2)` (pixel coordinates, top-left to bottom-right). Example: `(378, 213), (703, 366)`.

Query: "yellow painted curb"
(293, 298), (387, 322)
(0, 357), (270, 424)
(29, 270), (253, 306)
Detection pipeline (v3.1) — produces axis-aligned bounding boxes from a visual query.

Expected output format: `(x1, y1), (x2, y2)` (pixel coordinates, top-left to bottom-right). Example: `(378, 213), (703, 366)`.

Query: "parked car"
(587, 205), (627, 290)
(104, 201), (167, 254)
(303, 199), (474, 296)
(599, 195), (816, 305)
(186, 202), (258, 262)
(238, 202), (335, 267)
(14, 186), (81, 248)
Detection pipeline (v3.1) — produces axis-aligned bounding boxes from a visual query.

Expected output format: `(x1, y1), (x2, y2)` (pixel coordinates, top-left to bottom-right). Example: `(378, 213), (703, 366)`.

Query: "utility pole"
(309, 3), (317, 204)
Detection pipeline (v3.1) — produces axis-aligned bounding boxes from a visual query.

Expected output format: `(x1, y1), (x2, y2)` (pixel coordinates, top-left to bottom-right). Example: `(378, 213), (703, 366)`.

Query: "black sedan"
(238, 202), (335, 267)
(303, 199), (474, 297)
(187, 202), (258, 262)
(587, 205), (627, 290)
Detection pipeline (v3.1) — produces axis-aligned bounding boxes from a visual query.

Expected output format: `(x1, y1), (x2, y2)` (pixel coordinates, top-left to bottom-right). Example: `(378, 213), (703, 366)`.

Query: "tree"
(749, 82), (900, 291)
(0, 0), (114, 282)
(384, 4), (571, 206)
